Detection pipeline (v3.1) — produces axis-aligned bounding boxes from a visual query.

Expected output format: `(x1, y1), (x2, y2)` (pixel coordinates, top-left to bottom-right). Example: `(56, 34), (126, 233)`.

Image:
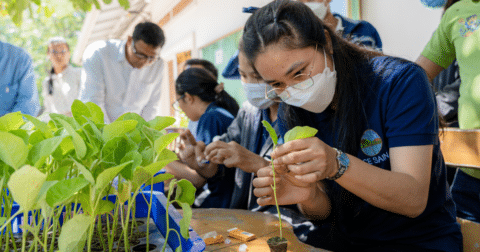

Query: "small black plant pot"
(267, 236), (288, 252)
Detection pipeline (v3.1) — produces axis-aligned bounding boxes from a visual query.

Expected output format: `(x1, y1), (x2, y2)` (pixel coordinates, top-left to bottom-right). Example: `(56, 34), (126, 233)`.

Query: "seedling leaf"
(56, 118), (87, 159)
(175, 179), (196, 205)
(95, 200), (115, 215)
(0, 131), (28, 170)
(284, 126), (318, 143)
(58, 214), (91, 252)
(7, 165), (46, 211)
(143, 158), (177, 177)
(28, 136), (64, 167)
(261, 120), (278, 146)
(95, 161), (132, 197)
(0, 112), (24, 131)
(178, 201), (192, 239)
(46, 177), (90, 207)
(72, 159), (95, 185)
(154, 133), (180, 154)
(102, 120), (137, 142)
(148, 116), (176, 131)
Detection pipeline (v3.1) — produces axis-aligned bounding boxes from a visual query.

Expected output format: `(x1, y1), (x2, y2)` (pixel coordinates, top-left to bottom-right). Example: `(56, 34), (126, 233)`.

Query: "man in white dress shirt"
(79, 22), (165, 123)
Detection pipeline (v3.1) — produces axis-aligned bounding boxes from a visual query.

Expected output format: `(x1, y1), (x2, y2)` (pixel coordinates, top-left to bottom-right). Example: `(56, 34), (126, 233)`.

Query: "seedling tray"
(2, 192), (205, 252)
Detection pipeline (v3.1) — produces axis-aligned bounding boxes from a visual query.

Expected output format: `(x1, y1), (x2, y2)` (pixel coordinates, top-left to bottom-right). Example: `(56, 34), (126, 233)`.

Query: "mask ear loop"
(323, 47), (335, 72)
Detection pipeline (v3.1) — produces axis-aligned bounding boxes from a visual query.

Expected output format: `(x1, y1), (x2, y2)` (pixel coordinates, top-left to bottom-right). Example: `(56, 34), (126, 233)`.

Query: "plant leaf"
(28, 136), (64, 167)
(95, 200), (115, 215)
(154, 133), (180, 154)
(116, 112), (148, 130)
(0, 112), (24, 131)
(71, 99), (91, 126)
(84, 102), (104, 124)
(158, 148), (178, 160)
(102, 120), (137, 142)
(23, 114), (53, 138)
(148, 116), (176, 131)
(284, 126), (318, 143)
(143, 158), (177, 177)
(0, 132), (28, 170)
(95, 161), (132, 197)
(133, 167), (150, 189)
(175, 179), (196, 206)
(120, 151), (142, 180)
(56, 118), (87, 159)
(46, 177), (90, 207)
(151, 173), (174, 185)
(58, 214), (91, 252)
(72, 159), (95, 185)
(178, 202), (192, 239)
(140, 147), (154, 166)
(262, 120), (278, 146)
(34, 181), (58, 218)
(7, 165), (46, 211)
(47, 164), (71, 181)
(117, 181), (132, 204)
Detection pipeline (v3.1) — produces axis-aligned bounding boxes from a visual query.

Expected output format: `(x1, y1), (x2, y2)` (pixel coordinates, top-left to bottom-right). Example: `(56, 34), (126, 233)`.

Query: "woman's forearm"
(297, 181), (331, 220)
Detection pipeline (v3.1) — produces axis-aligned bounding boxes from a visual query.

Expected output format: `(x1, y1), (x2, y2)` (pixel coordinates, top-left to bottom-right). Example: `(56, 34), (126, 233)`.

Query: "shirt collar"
(117, 40), (127, 62)
(335, 16), (344, 33)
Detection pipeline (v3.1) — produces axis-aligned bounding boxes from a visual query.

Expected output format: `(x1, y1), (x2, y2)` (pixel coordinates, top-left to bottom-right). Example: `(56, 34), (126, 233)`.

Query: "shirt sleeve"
(78, 45), (109, 122)
(12, 55), (40, 116)
(421, 10), (456, 69)
(213, 106), (246, 143)
(384, 63), (438, 147)
(141, 60), (164, 121)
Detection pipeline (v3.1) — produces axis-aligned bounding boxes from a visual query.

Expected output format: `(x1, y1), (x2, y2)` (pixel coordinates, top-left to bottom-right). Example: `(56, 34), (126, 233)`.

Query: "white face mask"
(278, 50), (336, 113)
(304, 1), (328, 20)
(241, 81), (275, 109)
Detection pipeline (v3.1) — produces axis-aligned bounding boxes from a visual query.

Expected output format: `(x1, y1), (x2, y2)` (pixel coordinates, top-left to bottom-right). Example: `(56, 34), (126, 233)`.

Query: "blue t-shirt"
(279, 57), (462, 251)
(195, 102), (236, 208)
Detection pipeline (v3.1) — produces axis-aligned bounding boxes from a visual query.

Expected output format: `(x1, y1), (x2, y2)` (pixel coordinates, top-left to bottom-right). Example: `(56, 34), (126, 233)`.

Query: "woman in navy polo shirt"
(166, 67), (238, 208)
(247, 1), (462, 251)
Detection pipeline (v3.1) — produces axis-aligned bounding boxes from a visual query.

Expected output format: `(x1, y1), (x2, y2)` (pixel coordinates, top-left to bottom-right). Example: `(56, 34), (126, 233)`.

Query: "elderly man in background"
(79, 22), (165, 123)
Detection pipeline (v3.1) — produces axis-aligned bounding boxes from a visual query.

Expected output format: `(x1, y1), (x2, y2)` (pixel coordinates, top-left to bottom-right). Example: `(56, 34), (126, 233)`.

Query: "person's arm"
(164, 160), (206, 189)
(415, 55), (445, 82)
(141, 60), (164, 121)
(12, 55), (40, 116)
(78, 45), (108, 122)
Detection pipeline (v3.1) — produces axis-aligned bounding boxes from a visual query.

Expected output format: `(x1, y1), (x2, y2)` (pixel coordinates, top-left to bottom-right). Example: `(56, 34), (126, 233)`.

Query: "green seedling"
(0, 100), (184, 252)
(261, 121), (318, 240)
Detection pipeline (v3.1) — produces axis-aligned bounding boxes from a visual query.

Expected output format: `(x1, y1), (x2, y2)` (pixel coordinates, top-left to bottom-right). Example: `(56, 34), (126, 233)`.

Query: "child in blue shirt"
(165, 67), (238, 208)
(245, 1), (462, 251)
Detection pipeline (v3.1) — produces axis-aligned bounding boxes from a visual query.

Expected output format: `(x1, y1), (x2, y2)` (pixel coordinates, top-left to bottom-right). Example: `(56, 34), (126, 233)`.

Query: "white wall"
(361, 0), (443, 61)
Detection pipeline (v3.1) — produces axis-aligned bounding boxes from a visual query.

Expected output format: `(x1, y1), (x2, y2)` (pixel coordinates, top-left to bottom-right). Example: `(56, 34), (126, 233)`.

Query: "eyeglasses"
(172, 95), (185, 112)
(50, 50), (68, 55)
(265, 44), (318, 102)
(131, 40), (160, 62)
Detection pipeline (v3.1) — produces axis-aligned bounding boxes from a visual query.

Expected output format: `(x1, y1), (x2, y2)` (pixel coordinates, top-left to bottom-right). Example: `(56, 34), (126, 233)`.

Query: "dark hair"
(132, 22), (165, 48)
(184, 59), (218, 79)
(47, 39), (70, 95)
(241, 0), (382, 154)
(444, 0), (461, 12)
(175, 68), (239, 117)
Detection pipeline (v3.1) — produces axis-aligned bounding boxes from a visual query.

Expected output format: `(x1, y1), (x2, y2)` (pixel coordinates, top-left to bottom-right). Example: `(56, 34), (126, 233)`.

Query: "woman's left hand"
(272, 137), (338, 183)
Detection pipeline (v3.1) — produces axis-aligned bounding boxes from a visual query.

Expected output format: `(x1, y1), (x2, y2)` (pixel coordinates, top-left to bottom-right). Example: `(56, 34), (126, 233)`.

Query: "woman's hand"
(253, 166), (331, 220)
(178, 129), (197, 164)
(204, 141), (270, 174)
(272, 137), (338, 183)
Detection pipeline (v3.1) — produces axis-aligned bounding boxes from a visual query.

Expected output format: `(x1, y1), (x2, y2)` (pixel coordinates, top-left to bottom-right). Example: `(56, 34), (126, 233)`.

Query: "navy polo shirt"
(195, 102), (236, 208)
(279, 57), (462, 251)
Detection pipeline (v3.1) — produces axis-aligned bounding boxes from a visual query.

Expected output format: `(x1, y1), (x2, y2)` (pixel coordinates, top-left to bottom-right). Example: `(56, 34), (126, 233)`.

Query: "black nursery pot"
(267, 236), (288, 252)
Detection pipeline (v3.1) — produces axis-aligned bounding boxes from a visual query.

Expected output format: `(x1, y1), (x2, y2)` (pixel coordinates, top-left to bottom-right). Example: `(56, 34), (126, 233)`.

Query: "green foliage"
(7, 165), (47, 211)
(262, 121), (278, 146)
(58, 214), (91, 252)
(0, 132), (28, 170)
(284, 126), (318, 143)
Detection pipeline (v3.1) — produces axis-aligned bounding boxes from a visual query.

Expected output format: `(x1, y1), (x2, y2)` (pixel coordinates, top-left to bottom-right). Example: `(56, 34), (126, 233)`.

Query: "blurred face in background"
(48, 42), (70, 71)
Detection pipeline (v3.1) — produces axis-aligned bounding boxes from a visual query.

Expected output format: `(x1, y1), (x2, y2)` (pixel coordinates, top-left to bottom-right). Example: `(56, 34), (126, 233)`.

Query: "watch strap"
(326, 148), (349, 180)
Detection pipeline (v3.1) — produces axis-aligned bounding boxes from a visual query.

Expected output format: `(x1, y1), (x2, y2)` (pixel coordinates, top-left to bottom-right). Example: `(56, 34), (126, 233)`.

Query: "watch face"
(338, 152), (349, 167)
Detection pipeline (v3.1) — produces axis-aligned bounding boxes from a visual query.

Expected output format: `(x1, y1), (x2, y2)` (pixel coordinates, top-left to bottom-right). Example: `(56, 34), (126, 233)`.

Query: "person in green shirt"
(416, 0), (480, 223)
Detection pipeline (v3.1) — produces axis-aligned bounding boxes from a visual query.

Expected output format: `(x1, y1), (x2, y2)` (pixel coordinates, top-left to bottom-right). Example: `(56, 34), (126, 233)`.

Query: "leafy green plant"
(261, 121), (318, 240)
(0, 100), (191, 252)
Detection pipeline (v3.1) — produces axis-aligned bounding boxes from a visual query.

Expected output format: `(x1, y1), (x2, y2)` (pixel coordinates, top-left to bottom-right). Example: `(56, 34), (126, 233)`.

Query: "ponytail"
(176, 68), (239, 117)
(48, 67), (55, 95)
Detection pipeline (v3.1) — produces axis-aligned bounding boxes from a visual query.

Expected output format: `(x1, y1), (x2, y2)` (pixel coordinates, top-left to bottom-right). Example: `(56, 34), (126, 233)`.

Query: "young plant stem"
(271, 159), (283, 239)
(146, 177), (154, 251)
(161, 185), (174, 252)
(96, 216), (106, 251)
(123, 201), (133, 251)
(87, 216), (96, 252)
(21, 210), (28, 252)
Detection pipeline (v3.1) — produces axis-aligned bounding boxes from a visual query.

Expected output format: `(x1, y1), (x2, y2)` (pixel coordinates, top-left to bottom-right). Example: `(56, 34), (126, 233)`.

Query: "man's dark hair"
(184, 59), (218, 79)
(132, 22), (165, 48)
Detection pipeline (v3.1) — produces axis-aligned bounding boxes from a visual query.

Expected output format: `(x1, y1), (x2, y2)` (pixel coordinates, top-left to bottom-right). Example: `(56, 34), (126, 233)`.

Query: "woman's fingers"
(180, 129), (197, 146)
(204, 141), (228, 156)
(271, 138), (312, 160)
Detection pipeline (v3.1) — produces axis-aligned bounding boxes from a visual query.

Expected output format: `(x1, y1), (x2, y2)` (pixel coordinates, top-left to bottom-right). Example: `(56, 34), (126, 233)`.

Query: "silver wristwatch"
(326, 148), (349, 180)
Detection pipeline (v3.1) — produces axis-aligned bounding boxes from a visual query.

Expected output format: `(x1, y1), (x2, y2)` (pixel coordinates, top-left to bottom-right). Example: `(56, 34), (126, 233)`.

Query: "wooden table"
(188, 208), (328, 252)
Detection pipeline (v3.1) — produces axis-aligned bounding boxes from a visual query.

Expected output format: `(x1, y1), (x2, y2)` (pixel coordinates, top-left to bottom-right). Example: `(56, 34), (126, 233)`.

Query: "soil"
(267, 236), (288, 252)
(132, 244), (158, 252)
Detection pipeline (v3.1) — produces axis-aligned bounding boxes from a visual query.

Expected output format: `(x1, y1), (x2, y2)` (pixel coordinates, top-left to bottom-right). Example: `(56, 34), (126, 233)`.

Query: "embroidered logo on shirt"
(458, 14), (480, 37)
(360, 129), (382, 157)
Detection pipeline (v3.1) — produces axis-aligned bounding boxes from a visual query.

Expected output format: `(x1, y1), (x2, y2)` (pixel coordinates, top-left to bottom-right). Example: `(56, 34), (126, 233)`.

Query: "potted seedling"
(261, 121), (318, 252)
(0, 100), (201, 252)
